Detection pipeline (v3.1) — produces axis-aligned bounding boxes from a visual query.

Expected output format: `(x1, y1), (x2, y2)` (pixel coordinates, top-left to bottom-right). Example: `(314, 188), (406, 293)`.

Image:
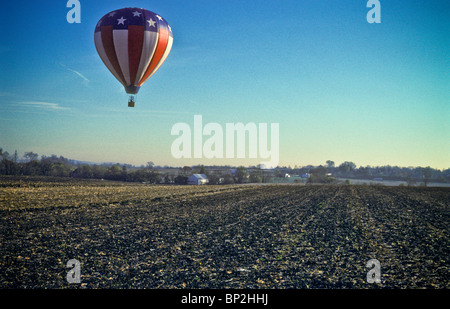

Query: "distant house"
(188, 174), (209, 185)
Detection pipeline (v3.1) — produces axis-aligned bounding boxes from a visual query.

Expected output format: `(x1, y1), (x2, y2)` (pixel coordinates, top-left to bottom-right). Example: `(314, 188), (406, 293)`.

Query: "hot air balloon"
(94, 8), (173, 107)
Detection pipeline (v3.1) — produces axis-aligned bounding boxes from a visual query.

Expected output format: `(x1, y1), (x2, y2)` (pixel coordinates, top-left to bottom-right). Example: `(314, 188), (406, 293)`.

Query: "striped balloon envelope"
(94, 8), (173, 107)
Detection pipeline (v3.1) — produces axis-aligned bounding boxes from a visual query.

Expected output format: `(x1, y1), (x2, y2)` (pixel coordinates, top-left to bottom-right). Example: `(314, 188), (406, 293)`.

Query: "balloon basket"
(128, 95), (135, 108)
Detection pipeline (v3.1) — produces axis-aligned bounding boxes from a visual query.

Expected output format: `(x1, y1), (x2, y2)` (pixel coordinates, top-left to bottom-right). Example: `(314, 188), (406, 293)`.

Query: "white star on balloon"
(109, 12), (116, 17)
(117, 17), (126, 25)
(132, 11), (142, 17)
(156, 15), (163, 21)
(147, 18), (156, 27)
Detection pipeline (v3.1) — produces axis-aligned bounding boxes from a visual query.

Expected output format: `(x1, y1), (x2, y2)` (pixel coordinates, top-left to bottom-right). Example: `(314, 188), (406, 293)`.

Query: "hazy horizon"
(1, 146), (448, 172)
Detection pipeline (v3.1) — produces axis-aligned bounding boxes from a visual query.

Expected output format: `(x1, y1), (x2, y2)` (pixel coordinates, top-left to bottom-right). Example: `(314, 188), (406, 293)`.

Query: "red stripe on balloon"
(138, 28), (169, 86)
(101, 25), (126, 85)
(128, 25), (145, 86)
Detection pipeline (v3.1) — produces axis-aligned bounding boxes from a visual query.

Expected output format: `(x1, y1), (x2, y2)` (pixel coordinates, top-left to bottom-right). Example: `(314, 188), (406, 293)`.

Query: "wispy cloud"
(17, 101), (71, 111)
(86, 107), (194, 118)
(59, 63), (90, 86)
(67, 68), (90, 84)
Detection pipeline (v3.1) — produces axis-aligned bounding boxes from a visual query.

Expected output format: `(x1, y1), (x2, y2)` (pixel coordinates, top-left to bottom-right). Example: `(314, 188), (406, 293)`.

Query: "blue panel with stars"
(95, 8), (163, 33)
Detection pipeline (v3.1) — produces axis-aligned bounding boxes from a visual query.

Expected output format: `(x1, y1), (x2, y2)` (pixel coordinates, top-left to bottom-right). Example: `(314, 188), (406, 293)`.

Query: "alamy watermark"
(366, 259), (381, 283)
(64, 257), (380, 285)
(66, 0), (81, 24)
(66, 259), (81, 283)
(171, 115), (279, 169)
(67, 1), (380, 25)
(366, 0), (381, 24)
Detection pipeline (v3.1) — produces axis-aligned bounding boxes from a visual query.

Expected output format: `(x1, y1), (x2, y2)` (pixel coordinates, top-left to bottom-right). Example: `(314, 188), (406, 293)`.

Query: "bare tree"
(24, 152), (39, 162)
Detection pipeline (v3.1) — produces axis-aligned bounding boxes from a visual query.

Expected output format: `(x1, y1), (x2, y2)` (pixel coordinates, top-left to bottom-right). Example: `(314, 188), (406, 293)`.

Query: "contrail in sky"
(59, 62), (90, 85)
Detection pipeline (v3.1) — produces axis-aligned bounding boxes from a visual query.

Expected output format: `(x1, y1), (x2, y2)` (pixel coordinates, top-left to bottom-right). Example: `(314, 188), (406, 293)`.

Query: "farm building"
(187, 174), (209, 185)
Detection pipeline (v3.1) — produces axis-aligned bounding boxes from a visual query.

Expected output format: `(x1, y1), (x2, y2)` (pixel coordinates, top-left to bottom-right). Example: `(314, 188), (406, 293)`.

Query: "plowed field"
(1, 177), (449, 288)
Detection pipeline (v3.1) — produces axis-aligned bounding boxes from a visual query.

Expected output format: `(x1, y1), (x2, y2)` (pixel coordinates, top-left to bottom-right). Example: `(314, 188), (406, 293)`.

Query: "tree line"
(303, 160), (449, 186)
(1, 148), (449, 185)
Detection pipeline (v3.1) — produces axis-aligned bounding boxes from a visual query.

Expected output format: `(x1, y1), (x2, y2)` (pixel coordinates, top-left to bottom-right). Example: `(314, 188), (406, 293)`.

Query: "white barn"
(187, 174), (209, 185)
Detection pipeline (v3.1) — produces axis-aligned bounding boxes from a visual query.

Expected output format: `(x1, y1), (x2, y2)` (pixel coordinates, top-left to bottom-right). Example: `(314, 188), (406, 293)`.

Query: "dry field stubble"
(1, 176), (449, 288)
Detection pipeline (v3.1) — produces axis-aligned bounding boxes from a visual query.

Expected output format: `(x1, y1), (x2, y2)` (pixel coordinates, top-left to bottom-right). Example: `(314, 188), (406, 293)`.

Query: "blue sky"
(0, 0), (448, 169)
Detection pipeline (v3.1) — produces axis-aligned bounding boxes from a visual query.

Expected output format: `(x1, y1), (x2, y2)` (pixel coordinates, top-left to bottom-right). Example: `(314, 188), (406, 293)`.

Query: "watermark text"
(171, 115), (279, 169)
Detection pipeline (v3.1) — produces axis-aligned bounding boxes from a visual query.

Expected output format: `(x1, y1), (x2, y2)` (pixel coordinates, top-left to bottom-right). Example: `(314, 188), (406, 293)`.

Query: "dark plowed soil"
(1, 177), (449, 288)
